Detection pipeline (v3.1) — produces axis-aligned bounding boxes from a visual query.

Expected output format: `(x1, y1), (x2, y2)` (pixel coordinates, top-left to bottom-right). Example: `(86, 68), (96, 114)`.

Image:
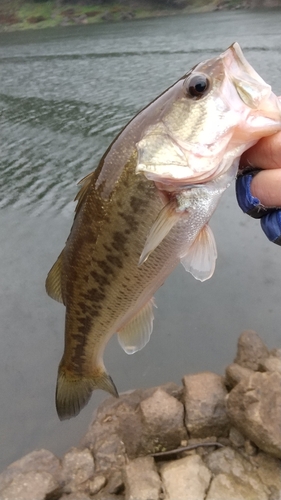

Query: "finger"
(240, 131), (281, 170)
(251, 169), (281, 207)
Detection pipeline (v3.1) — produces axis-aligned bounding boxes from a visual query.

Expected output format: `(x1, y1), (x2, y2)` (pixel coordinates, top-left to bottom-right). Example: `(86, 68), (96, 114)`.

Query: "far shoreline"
(1, 1), (280, 34)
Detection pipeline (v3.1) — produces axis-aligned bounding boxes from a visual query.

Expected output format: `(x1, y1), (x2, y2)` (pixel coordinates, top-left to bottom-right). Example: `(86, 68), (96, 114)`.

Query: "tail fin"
(56, 366), (119, 420)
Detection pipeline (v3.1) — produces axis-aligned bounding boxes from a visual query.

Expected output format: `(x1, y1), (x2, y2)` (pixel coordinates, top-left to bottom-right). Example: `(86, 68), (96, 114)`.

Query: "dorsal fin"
(45, 251), (64, 304)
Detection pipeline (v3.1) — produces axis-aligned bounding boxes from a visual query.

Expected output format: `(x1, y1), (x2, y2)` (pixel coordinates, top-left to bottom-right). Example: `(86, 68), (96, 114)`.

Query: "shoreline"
(0, 330), (280, 499)
(0, 1), (278, 33)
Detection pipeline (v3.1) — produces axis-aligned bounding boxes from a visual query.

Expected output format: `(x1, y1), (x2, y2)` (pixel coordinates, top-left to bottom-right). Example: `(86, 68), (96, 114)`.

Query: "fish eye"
(185, 73), (210, 99)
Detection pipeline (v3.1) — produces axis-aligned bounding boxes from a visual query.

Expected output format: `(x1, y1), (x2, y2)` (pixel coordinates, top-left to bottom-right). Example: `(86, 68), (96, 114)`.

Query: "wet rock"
(161, 454), (211, 500)
(0, 449), (62, 494)
(139, 387), (187, 454)
(227, 371), (281, 458)
(206, 472), (268, 500)
(225, 363), (254, 388)
(62, 447), (94, 493)
(183, 372), (229, 438)
(123, 457), (161, 500)
(234, 330), (269, 370)
(101, 11), (113, 21)
(0, 471), (59, 500)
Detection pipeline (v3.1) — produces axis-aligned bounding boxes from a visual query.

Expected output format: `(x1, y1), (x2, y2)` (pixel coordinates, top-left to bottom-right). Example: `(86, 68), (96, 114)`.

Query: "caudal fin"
(56, 366), (119, 420)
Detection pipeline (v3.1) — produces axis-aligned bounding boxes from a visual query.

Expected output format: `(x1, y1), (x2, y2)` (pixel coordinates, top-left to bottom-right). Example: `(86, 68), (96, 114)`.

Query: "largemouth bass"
(46, 43), (281, 420)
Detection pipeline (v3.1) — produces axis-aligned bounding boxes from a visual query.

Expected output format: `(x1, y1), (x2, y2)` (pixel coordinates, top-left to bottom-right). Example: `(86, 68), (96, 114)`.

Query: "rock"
(260, 355), (281, 374)
(250, 451), (281, 493)
(88, 475), (107, 495)
(60, 494), (91, 500)
(0, 449), (62, 496)
(205, 446), (253, 477)
(107, 469), (124, 494)
(183, 372), (229, 438)
(62, 447), (94, 493)
(205, 472), (268, 500)
(81, 384), (182, 463)
(225, 363), (254, 388)
(234, 330), (269, 370)
(123, 457), (161, 500)
(244, 439), (258, 456)
(228, 427), (245, 448)
(139, 388), (187, 454)
(0, 471), (59, 500)
(227, 371), (281, 458)
(161, 454), (211, 500)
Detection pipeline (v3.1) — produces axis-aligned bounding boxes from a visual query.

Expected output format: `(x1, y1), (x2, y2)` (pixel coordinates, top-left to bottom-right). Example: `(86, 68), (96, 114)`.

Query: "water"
(1, 10), (281, 472)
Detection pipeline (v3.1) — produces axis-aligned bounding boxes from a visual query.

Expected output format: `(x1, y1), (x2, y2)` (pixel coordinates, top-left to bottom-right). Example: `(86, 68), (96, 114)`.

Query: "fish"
(46, 42), (281, 420)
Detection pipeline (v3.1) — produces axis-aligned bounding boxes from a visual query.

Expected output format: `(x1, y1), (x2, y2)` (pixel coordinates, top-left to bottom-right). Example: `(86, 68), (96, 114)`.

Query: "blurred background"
(0, 2), (281, 472)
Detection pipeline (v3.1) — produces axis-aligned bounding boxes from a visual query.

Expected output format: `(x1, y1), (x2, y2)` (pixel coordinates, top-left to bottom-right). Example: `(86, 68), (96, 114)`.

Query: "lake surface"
(1, 10), (281, 472)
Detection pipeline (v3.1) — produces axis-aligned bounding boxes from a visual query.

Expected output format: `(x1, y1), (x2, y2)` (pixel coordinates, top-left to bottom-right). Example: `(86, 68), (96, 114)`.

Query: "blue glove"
(236, 170), (281, 246)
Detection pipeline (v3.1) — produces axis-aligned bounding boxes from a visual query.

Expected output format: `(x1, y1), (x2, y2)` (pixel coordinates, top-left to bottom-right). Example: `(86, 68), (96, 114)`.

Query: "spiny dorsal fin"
(45, 252), (64, 304)
(139, 199), (181, 266)
(117, 298), (156, 354)
(180, 224), (217, 282)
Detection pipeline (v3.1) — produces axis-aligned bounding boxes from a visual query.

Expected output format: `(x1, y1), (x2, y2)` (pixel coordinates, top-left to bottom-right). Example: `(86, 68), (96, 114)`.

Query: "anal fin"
(117, 298), (156, 355)
(180, 224), (217, 282)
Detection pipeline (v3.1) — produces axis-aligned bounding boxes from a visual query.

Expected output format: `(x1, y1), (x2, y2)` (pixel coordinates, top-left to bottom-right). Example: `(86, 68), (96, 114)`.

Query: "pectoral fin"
(139, 199), (181, 265)
(45, 252), (64, 304)
(117, 298), (156, 354)
(180, 224), (217, 282)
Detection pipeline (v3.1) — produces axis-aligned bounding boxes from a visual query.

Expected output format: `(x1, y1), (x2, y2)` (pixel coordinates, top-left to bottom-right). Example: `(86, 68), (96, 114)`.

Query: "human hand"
(236, 131), (281, 245)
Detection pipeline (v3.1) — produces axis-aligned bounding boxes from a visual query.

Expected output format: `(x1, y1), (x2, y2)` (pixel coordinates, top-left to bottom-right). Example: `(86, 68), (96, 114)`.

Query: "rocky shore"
(0, 330), (280, 500)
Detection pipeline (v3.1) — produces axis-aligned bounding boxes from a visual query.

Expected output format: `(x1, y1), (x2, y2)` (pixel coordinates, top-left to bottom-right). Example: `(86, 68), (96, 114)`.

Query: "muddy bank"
(0, 330), (280, 499)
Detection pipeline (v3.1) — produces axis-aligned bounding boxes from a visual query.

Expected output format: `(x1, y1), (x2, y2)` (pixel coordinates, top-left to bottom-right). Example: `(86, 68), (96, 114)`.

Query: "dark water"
(1, 10), (281, 472)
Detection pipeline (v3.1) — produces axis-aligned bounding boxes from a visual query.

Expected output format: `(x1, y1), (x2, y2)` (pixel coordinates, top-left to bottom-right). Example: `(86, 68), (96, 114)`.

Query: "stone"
(229, 427), (245, 448)
(206, 473), (268, 500)
(0, 449), (62, 492)
(88, 475), (107, 495)
(139, 388), (187, 454)
(260, 355), (281, 374)
(250, 451), (281, 493)
(123, 457), (161, 500)
(107, 469), (124, 494)
(161, 454), (211, 500)
(60, 494), (91, 500)
(62, 447), (94, 493)
(227, 371), (281, 458)
(183, 372), (229, 438)
(0, 471), (59, 500)
(81, 384), (183, 462)
(244, 440), (258, 456)
(234, 330), (269, 370)
(225, 363), (254, 388)
(205, 446), (253, 477)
